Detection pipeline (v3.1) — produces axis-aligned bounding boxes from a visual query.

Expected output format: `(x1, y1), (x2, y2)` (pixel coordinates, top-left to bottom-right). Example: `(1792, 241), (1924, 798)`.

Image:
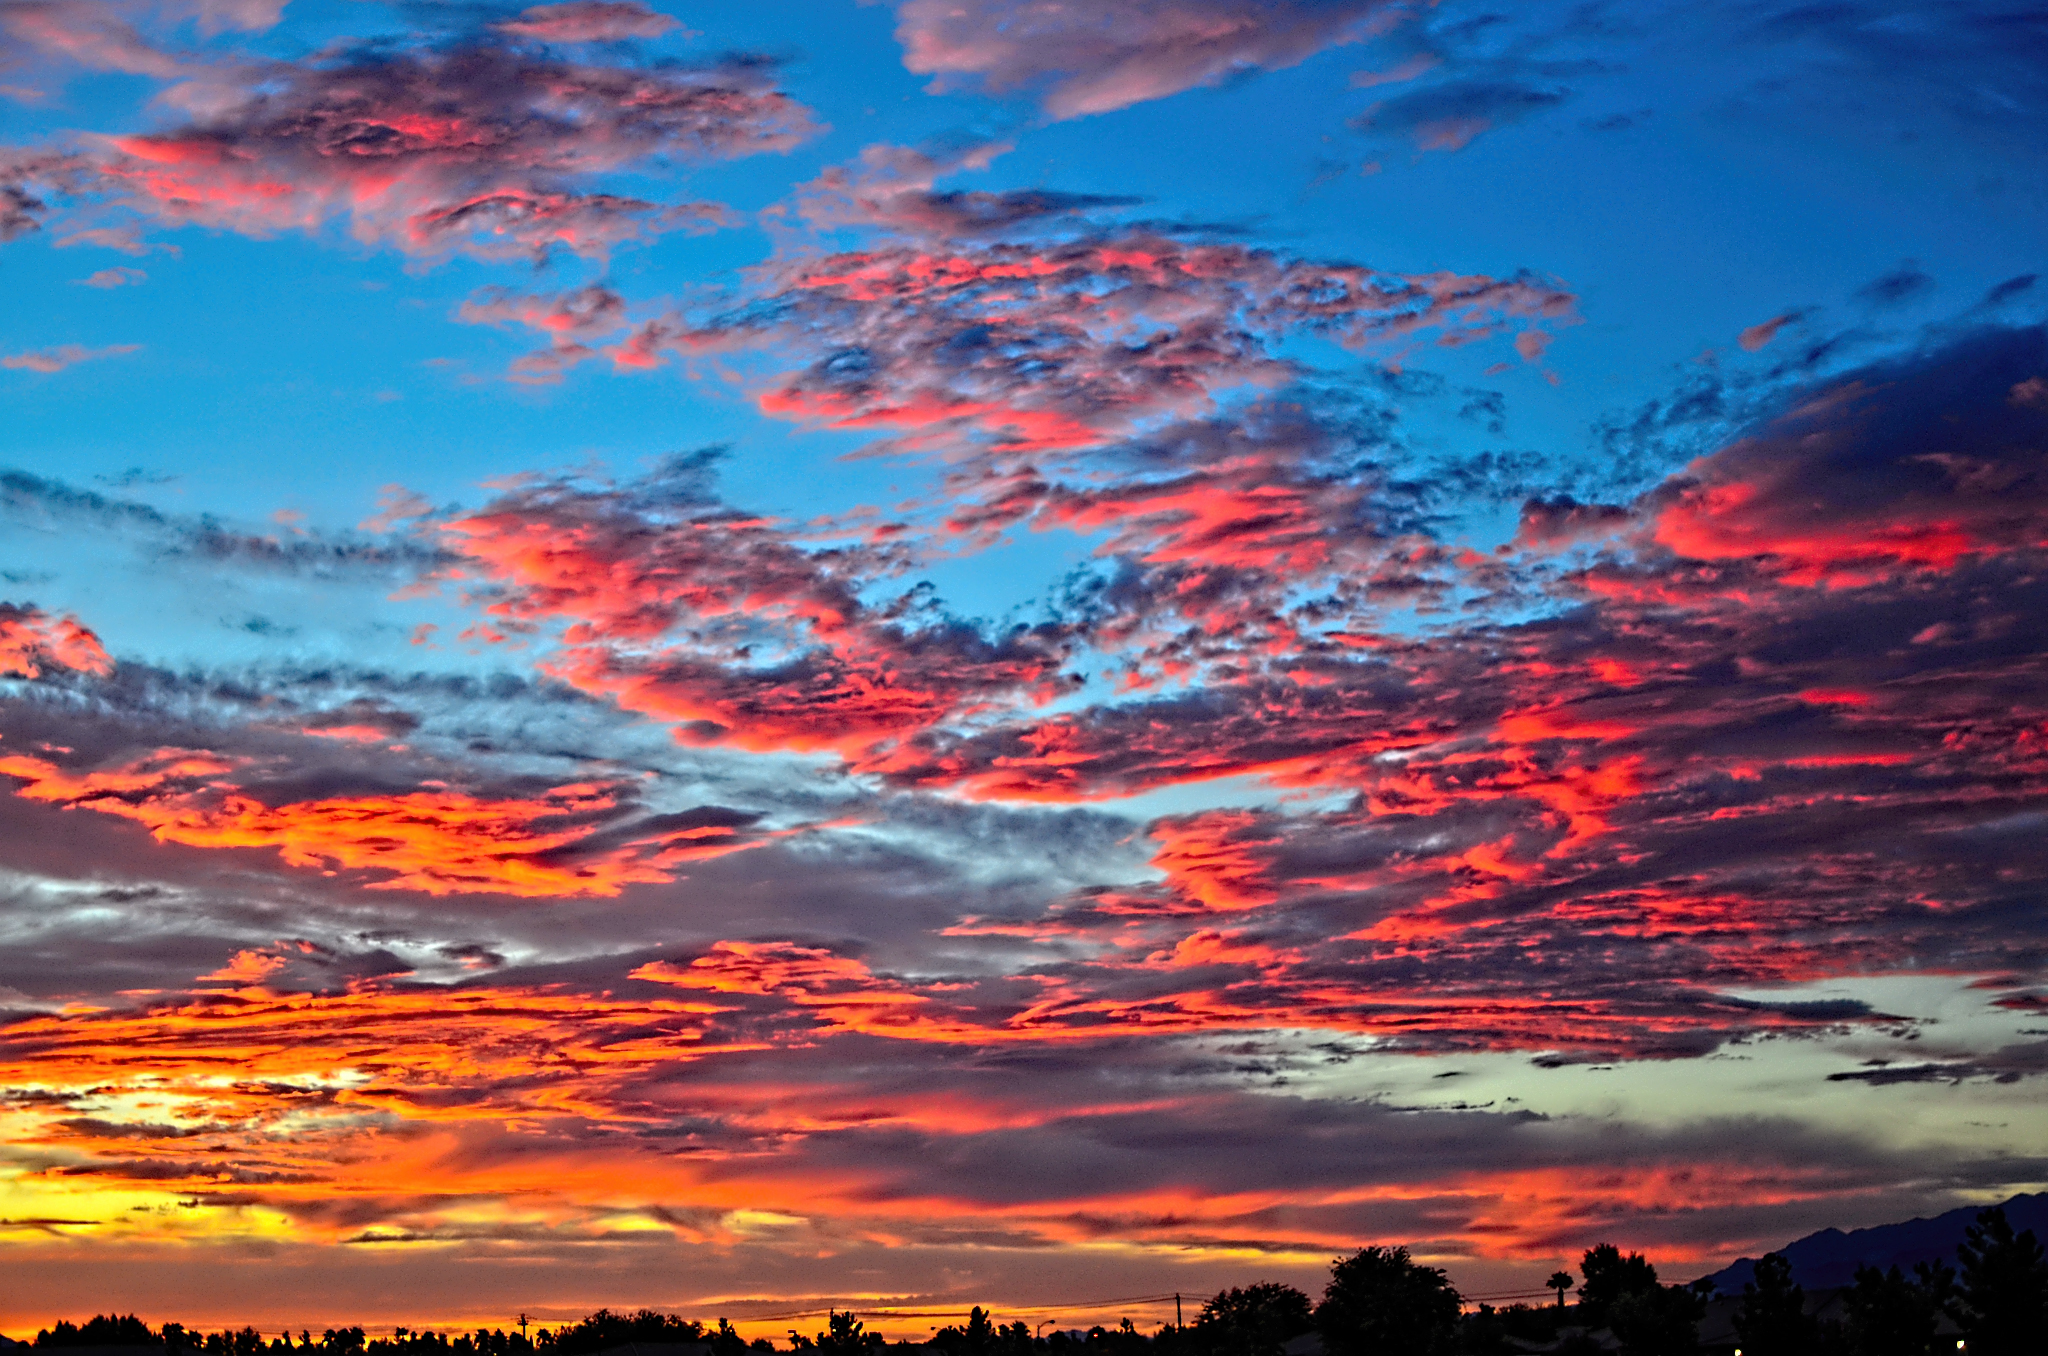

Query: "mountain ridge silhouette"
(1704, 1192), (2048, 1292)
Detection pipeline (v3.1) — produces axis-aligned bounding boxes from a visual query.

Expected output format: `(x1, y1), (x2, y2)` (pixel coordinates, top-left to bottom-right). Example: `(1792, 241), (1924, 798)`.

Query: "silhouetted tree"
(1547, 1274), (1573, 1310)
(1841, 1260), (1954, 1356)
(1952, 1206), (2048, 1356)
(1734, 1254), (1810, 1356)
(1574, 1246), (1704, 1356)
(38, 1317), (159, 1349)
(1607, 1285), (1706, 1356)
(202, 1327), (268, 1356)
(1315, 1246), (1462, 1356)
(1576, 1246), (1661, 1327)
(786, 1314), (882, 1355)
(1063, 1319), (1152, 1356)
(550, 1311), (705, 1356)
(1191, 1283), (1312, 1356)
(929, 1309), (999, 1356)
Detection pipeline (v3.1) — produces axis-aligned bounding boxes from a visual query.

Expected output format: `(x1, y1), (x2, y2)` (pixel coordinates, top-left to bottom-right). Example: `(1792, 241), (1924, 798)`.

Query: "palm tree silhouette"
(1548, 1272), (1574, 1310)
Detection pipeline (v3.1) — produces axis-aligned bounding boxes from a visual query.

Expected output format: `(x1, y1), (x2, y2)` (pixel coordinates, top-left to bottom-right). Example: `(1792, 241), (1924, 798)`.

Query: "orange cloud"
(0, 748), (762, 896)
(0, 605), (113, 678)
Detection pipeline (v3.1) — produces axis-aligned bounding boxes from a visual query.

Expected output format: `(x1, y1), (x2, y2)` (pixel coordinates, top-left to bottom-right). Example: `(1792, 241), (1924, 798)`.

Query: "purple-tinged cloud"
(7, 24), (811, 263)
(893, 0), (1406, 119)
(76, 265), (145, 287)
(0, 0), (182, 78)
(495, 1), (685, 44)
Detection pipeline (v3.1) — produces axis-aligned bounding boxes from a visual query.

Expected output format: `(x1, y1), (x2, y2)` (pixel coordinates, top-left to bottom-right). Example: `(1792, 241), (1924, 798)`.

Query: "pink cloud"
(13, 27), (810, 263)
(496, 1), (687, 43)
(894, 0), (1404, 119)
(76, 265), (145, 287)
(0, 0), (182, 78)
(1, 342), (141, 372)
(52, 224), (174, 255)
(457, 282), (643, 382)
(181, 0), (285, 34)
(1738, 312), (1800, 352)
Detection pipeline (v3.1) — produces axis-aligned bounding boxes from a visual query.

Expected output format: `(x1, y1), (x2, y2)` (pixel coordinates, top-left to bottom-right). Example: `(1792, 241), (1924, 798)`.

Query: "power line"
(579, 1284), (1568, 1330)
(721, 1296), (1184, 1325)
(1466, 1294), (1556, 1310)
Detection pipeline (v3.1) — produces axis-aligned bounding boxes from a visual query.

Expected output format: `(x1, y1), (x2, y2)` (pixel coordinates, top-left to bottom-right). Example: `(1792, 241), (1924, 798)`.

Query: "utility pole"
(1174, 1295), (1181, 1332)
(518, 1317), (529, 1344)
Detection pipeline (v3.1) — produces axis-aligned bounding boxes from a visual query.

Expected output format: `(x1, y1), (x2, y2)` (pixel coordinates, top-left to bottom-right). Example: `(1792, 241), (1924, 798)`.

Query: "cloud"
(891, 0), (1403, 119)
(75, 265), (145, 287)
(52, 223), (174, 255)
(1515, 493), (1633, 548)
(495, 2), (687, 44)
(1739, 312), (1801, 352)
(457, 283), (635, 382)
(794, 141), (1145, 241)
(8, 21), (812, 262)
(1645, 325), (2048, 585)
(0, 602), (112, 678)
(1854, 260), (1935, 308)
(1736, 1), (2048, 138)
(436, 454), (1076, 756)
(0, 342), (140, 372)
(588, 200), (1573, 632)
(1353, 79), (1567, 151)
(0, 466), (457, 578)
(4, 7), (2048, 1293)
(0, 740), (782, 897)
(367, 317), (2048, 1072)
(1827, 1041), (2048, 1086)
(0, 1), (183, 78)
(1, 940), (2034, 1280)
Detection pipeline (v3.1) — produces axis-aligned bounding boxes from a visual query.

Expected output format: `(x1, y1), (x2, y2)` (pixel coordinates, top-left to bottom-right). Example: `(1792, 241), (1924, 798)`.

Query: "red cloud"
(29, 29), (811, 262)
(1646, 330), (2048, 586)
(0, 603), (113, 678)
(734, 235), (1570, 458)
(439, 461), (1074, 756)
(589, 220), (1570, 659)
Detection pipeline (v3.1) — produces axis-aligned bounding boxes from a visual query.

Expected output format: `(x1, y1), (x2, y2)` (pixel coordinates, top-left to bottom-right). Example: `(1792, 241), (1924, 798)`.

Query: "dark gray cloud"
(1854, 260), (1935, 308)
(0, 467), (457, 579)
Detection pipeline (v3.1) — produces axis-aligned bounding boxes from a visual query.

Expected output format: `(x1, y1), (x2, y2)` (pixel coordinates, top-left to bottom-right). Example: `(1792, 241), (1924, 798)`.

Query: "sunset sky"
(2, 0), (2046, 1338)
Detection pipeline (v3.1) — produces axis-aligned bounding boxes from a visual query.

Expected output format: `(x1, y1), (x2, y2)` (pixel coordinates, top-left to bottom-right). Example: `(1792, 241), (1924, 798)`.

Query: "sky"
(1, 0), (2046, 1338)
